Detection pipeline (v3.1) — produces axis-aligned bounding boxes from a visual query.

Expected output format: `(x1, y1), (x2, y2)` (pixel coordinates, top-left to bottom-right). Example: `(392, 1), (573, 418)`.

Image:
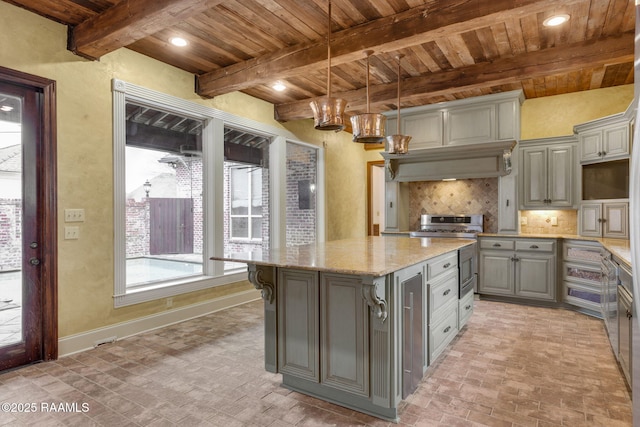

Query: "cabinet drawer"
(429, 303), (458, 363)
(563, 281), (601, 312)
(427, 252), (457, 279)
(563, 241), (602, 264)
(458, 291), (474, 329)
(479, 239), (514, 250)
(564, 262), (602, 287)
(429, 271), (458, 323)
(515, 240), (555, 252)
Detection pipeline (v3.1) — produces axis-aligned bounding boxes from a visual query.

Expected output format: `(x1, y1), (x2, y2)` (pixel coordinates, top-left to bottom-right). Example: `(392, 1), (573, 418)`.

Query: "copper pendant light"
(309, 0), (347, 131)
(350, 50), (386, 143)
(386, 54), (411, 154)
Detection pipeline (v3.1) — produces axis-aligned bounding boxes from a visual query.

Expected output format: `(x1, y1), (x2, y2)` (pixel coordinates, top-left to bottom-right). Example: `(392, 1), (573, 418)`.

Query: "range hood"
(380, 140), (516, 182)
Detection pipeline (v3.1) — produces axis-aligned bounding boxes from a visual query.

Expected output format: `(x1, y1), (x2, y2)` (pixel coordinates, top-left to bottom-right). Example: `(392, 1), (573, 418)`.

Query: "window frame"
(112, 79), (323, 307)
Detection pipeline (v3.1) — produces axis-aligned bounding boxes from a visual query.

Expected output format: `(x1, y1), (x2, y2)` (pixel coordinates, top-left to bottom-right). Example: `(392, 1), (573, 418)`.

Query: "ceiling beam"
(68, 0), (224, 60)
(196, 0), (583, 98)
(274, 33), (635, 122)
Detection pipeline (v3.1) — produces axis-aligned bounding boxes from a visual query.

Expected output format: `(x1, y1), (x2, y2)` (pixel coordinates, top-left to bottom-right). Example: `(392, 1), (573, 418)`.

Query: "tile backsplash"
(519, 210), (578, 235)
(409, 178), (499, 232)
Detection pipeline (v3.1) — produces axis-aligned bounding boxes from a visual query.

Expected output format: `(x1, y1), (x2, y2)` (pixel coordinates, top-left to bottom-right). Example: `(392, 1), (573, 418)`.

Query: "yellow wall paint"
(521, 86), (634, 139)
(0, 2), (367, 337)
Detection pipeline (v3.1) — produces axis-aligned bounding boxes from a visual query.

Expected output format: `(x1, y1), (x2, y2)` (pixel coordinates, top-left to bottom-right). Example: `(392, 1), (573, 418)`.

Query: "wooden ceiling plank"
(503, 16), (527, 55)
(490, 23), (513, 56)
(196, 0), (584, 97)
(69, 0), (226, 60)
(274, 32), (634, 121)
(3, 0), (114, 26)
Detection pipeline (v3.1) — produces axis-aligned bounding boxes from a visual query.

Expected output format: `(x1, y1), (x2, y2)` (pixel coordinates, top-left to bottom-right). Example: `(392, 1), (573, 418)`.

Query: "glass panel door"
(0, 93), (22, 347)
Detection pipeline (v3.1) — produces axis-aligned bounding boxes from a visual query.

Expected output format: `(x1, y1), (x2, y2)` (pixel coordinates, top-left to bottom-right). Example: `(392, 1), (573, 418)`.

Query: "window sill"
(113, 271), (247, 308)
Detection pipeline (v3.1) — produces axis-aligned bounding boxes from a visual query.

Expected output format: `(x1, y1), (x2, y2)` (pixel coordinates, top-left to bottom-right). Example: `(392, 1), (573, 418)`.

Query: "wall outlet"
(64, 208), (85, 222)
(551, 217), (558, 226)
(64, 226), (80, 240)
(166, 297), (173, 308)
(520, 217), (527, 225)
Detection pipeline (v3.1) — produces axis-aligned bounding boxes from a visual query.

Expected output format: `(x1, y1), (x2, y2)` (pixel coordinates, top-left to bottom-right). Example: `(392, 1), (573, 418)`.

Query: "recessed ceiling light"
(543, 14), (570, 27)
(0, 105), (13, 112)
(272, 81), (286, 92)
(169, 37), (188, 47)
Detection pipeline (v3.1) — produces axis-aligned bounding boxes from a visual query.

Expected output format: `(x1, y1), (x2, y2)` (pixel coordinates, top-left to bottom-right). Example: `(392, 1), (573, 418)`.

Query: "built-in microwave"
(582, 159), (629, 200)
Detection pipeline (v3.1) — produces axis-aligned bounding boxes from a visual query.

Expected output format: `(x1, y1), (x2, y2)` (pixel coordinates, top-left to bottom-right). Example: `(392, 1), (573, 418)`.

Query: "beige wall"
(521, 85), (634, 139)
(0, 2), (369, 338)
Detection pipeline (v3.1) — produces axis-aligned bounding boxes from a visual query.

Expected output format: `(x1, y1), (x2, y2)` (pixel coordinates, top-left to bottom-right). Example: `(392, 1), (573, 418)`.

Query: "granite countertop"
(211, 236), (475, 277)
(479, 233), (631, 269)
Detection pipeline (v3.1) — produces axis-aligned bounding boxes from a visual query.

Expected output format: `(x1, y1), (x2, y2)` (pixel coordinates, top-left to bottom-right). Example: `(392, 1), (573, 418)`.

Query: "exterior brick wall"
(0, 199), (21, 271)
(126, 199), (149, 258)
(286, 144), (316, 247)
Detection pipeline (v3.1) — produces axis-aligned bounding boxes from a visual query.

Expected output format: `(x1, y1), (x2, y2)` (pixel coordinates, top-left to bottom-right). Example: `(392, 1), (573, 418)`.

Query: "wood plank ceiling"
(4, 0), (634, 123)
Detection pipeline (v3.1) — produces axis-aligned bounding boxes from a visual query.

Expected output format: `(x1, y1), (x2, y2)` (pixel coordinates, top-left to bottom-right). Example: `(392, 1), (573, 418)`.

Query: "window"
(113, 80), (323, 307)
(229, 165), (262, 240)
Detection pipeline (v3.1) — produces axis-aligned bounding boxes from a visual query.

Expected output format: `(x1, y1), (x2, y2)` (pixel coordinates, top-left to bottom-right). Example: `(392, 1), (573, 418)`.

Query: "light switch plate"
(64, 208), (85, 222)
(64, 226), (80, 240)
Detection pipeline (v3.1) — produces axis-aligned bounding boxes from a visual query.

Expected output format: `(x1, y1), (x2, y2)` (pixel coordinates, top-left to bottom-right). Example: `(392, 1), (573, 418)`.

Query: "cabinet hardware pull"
(506, 199), (509, 207)
(492, 243), (501, 247)
(443, 289), (451, 296)
(597, 218), (603, 223)
(465, 304), (472, 310)
(443, 262), (451, 268)
(601, 218), (607, 223)
(602, 151), (607, 156)
(443, 326), (451, 333)
(627, 310), (632, 319)
(530, 245), (539, 249)
(597, 151), (602, 156)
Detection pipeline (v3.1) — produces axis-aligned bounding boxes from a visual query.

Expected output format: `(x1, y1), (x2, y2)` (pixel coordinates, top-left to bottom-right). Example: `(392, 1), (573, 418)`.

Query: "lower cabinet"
(561, 240), (604, 314)
(277, 269), (319, 381)
(320, 273), (370, 397)
(478, 237), (557, 301)
(426, 251), (459, 363)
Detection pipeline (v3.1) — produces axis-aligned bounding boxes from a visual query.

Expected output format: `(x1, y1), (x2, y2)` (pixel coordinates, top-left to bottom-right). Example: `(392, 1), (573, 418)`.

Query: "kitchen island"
(211, 236), (474, 421)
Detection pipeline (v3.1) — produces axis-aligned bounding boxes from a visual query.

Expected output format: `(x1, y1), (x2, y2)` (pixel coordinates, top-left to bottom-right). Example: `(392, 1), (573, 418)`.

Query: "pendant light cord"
(327, 0), (332, 99)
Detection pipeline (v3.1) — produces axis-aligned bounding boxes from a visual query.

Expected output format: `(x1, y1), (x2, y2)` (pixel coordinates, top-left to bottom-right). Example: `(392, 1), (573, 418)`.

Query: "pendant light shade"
(386, 55), (411, 154)
(351, 50), (386, 143)
(310, 0), (346, 131)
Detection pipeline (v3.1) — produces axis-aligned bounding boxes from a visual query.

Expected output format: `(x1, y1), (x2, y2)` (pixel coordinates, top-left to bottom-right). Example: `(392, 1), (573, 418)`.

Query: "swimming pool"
(127, 257), (203, 287)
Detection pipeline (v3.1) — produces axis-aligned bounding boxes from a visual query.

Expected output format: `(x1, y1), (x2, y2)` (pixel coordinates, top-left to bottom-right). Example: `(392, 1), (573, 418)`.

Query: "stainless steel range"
(410, 214), (483, 238)
(410, 214), (483, 297)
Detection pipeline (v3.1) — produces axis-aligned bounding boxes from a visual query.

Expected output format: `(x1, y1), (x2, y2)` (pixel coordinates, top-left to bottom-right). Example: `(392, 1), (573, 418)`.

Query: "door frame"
(366, 160), (385, 236)
(0, 65), (58, 362)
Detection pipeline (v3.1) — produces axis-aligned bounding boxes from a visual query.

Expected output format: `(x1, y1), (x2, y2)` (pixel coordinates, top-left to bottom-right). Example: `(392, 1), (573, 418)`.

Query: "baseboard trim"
(58, 289), (261, 357)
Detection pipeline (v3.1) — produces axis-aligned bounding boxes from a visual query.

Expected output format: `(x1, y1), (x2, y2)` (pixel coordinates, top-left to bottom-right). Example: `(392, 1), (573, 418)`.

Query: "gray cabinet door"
(278, 269), (319, 382)
(320, 273), (369, 397)
(521, 146), (548, 208)
(479, 251), (513, 295)
(515, 253), (556, 300)
(547, 145), (574, 207)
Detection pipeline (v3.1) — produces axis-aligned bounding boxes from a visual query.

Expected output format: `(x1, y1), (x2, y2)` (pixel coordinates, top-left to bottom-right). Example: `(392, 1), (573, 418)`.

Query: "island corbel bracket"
(247, 264), (274, 303)
(361, 275), (388, 322)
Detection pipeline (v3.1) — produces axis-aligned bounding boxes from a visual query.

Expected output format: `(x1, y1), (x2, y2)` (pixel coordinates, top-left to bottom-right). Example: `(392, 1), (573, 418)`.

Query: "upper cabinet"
(574, 107), (633, 164)
(519, 136), (577, 210)
(381, 90), (523, 182)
